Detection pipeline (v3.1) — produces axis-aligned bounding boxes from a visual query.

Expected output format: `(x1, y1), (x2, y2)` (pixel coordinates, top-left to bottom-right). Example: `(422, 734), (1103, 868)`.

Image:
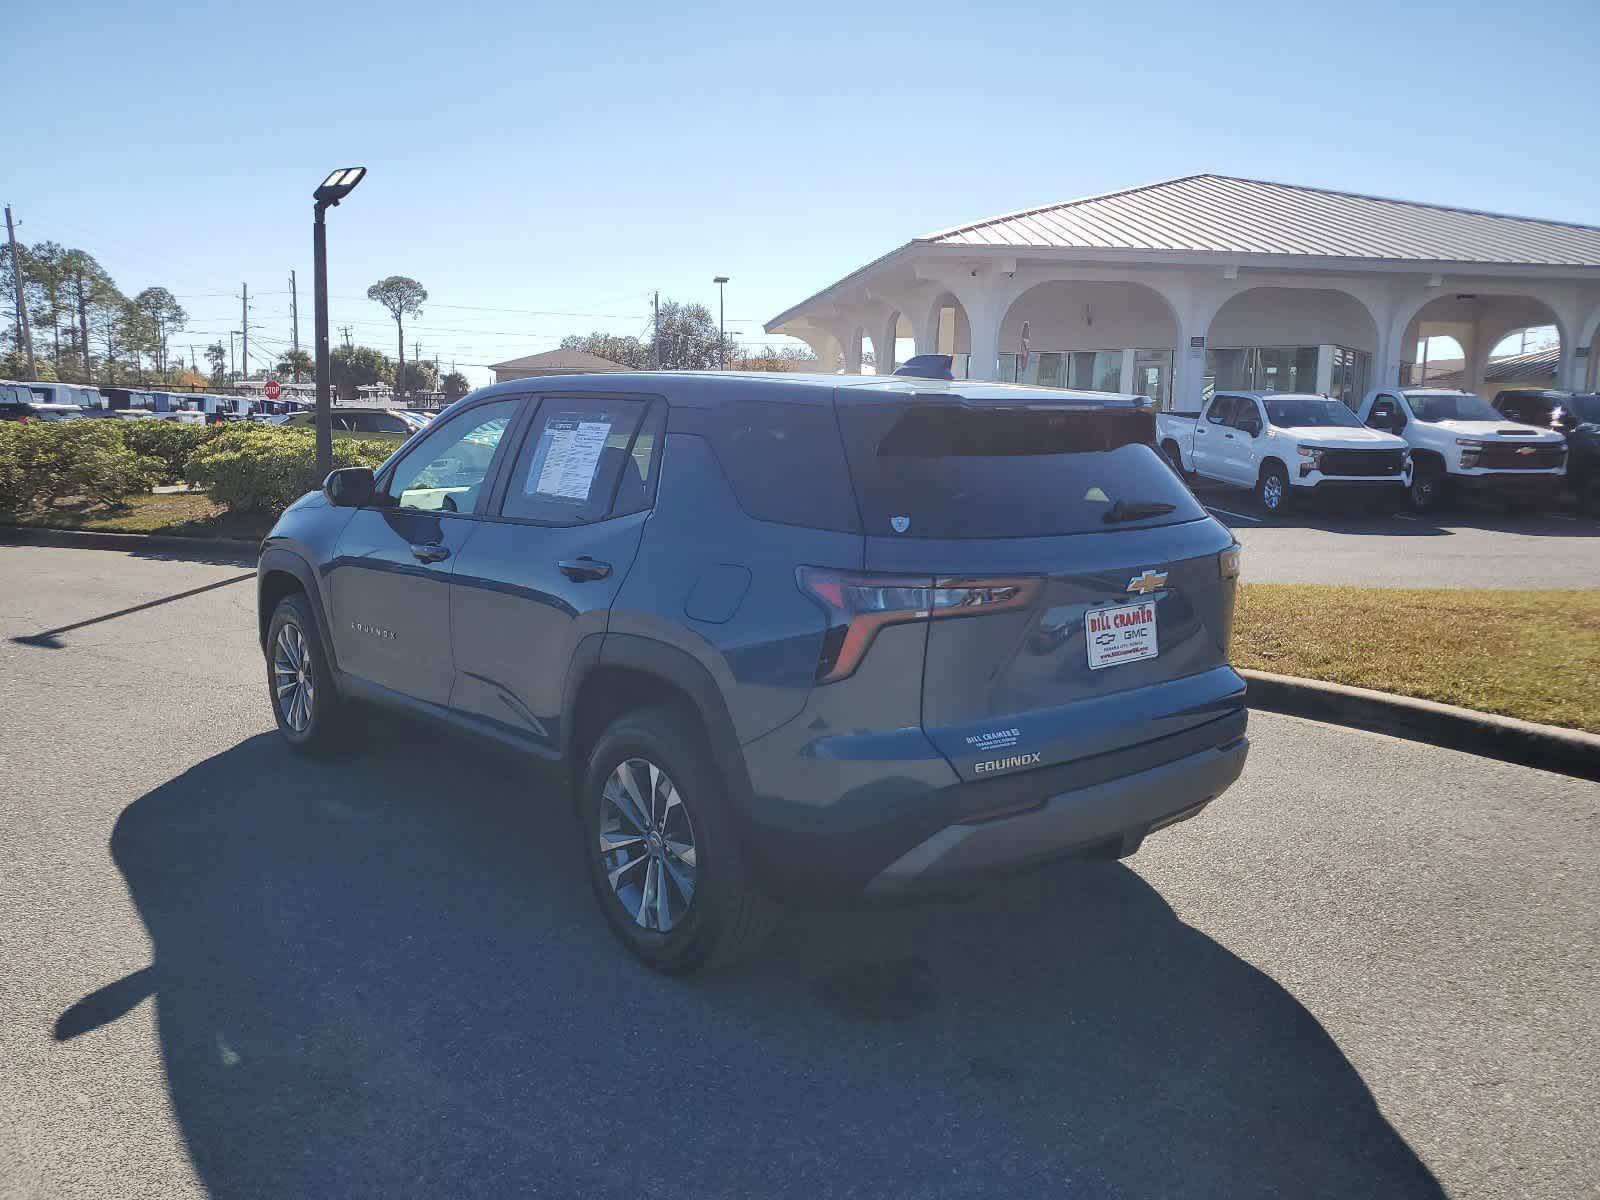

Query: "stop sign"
(263, 380), (281, 401)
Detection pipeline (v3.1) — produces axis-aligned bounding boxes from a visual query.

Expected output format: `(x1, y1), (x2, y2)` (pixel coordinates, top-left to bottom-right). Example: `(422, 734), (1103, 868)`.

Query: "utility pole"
(229, 331), (237, 381)
(5, 205), (36, 379)
(239, 283), (250, 379)
(653, 290), (660, 368)
(340, 324), (353, 350)
(290, 271), (301, 381)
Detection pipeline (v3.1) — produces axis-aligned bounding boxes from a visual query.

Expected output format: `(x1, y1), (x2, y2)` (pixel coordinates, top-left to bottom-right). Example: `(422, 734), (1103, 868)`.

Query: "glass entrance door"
(1133, 349), (1172, 408)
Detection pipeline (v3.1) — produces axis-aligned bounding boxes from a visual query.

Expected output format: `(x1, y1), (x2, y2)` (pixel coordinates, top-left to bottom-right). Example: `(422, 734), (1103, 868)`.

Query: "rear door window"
(836, 401), (1205, 539)
(499, 397), (651, 525)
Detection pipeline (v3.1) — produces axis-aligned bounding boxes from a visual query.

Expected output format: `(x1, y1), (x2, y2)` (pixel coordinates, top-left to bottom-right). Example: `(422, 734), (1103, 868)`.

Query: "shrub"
(187, 424), (390, 511)
(0, 420), (161, 511)
(119, 420), (218, 485)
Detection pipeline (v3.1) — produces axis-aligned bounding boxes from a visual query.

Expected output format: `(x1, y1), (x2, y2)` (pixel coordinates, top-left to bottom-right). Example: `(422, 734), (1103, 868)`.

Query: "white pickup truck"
(1354, 388), (1567, 512)
(1157, 391), (1410, 514)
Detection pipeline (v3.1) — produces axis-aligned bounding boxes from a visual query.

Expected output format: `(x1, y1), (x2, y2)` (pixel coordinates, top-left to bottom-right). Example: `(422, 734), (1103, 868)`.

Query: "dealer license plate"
(1085, 601), (1159, 670)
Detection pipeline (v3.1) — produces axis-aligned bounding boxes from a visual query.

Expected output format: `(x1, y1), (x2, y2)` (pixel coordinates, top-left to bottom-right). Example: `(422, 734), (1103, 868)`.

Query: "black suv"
(1493, 389), (1600, 513)
(258, 371), (1249, 971)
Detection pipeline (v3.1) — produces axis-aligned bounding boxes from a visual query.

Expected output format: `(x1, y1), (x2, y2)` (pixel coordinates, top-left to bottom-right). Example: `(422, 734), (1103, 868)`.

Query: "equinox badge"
(1126, 569), (1168, 595)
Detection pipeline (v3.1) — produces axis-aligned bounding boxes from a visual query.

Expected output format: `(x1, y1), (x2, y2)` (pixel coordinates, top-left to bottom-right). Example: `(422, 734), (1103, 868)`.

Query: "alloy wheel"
(1262, 474), (1284, 511)
(273, 623), (315, 733)
(598, 757), (698, 933)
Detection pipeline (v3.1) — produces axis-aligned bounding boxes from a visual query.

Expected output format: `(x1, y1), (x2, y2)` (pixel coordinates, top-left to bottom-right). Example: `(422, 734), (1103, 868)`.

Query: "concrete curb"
(1242, 668), (1600, 782)
(0, 524), (260, 561)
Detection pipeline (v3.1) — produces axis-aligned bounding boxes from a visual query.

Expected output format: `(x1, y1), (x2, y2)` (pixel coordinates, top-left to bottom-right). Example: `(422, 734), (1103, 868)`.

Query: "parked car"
(22, 381), (101, 409)
(1, 382), (87, 422)
(1355, 388), (1567, 512)
(257, 371), (1250, 972)
(276, 406), (425, 444)
(1157, 390), (1409, 514)
(1492, 389), (1600, 513)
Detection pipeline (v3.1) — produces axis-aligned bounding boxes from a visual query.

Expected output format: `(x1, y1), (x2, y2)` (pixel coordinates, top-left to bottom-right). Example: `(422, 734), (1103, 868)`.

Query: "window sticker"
(525, 416), (612, 502)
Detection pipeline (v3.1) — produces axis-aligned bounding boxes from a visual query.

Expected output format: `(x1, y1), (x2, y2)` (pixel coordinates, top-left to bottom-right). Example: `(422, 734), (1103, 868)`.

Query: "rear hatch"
(835, 390), (1242, 782)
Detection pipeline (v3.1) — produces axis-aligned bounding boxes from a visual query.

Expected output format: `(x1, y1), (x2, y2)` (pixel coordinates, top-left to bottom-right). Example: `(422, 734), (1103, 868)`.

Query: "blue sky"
(7, 0), (1596, 385)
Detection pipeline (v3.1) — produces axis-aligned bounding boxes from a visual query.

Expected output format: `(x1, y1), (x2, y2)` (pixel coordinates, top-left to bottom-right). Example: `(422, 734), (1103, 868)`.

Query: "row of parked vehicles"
(0, 380), (316, 425)
(1156, 386), (1594, 515)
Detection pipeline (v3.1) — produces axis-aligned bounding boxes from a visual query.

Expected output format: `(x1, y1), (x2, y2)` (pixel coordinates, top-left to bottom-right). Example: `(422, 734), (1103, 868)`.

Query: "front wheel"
(1255, 464), (1291, 516)
(266, 592), (351, 756)
(581, 707), (774, 974)
(1408, 463), (1446, 512)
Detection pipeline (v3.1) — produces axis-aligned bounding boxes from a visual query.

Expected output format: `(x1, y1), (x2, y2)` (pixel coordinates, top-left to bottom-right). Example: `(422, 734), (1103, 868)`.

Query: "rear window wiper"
(1102, 499), (1177, 524)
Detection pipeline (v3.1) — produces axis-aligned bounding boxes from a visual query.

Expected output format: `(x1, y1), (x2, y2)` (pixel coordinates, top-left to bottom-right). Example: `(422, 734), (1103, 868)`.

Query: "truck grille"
(1318, 448), (1407, 477)
(1475, 443), (1565, 471)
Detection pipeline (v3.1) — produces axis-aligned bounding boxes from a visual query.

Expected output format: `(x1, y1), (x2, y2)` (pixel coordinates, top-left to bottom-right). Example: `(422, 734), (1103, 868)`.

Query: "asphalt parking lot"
(2, 543), (1597, 1199)
(1196, 489), (1600, 588)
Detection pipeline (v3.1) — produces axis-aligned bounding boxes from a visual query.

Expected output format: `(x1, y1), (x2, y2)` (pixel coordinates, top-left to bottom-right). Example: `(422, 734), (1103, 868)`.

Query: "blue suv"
(258, 371), (1249, 972)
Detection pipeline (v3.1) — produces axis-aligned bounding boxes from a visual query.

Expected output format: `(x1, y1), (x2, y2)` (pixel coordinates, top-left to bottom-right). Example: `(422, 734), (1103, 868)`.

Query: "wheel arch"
(257, 548), (338, 670)
(565, 634), (755, 818)
(1257, 455), (1289, 483)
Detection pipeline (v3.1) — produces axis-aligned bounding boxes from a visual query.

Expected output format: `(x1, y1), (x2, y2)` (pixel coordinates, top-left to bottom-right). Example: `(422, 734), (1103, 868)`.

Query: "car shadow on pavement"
(59, 726), (1445, 1200)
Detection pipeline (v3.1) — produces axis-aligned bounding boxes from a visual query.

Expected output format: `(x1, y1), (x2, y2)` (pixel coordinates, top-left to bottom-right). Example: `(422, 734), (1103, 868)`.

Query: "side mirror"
(324, 466), (375, 508)
(1242, 420), (1262, 437)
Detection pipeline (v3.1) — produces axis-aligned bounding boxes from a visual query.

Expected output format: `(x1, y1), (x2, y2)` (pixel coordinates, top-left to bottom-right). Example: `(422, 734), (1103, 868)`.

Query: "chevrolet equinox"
(258, 368), (1249, 972)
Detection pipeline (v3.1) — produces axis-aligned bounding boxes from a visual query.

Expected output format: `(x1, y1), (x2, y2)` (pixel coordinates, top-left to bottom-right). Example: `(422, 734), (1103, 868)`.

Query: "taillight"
(796, 567), (1039, 683)
(18, 414), (27, 425)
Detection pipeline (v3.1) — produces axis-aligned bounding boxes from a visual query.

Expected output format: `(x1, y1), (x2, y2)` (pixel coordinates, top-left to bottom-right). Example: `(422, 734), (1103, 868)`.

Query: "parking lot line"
(1206, 506), (1261, 524)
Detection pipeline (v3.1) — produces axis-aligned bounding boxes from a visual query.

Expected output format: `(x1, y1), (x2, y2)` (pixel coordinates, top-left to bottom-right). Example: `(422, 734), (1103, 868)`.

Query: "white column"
(870, 313), (899, 377)
(965, 301), (1002, 381)
(841, 327), (862, 374)
(1171, 329), (1206, 413)
(1315, 346), (1334, 395)
(1118, 348), (1136, 395)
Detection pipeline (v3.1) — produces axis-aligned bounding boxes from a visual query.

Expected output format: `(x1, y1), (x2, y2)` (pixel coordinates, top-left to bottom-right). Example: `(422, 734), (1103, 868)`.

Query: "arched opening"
(868, 310), (914, 376)
(998, 280), (1180, 404)
(1402, 293), (1563, 400)
(916, 292), (971, 376)
(1207, 287), (1379, 408)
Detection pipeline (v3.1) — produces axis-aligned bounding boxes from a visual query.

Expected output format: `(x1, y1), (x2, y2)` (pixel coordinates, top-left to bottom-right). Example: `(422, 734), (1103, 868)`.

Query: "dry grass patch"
(1233, 584), (1600, 734)
(10, 492), (274, 540)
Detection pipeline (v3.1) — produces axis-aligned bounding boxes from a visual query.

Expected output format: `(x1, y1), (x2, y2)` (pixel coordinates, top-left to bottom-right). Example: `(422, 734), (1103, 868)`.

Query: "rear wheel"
(266, 592), (351, 756)
(1161, 439), (1187, 479)
(1255, 463), (1291, 516)
(581, 707), (774, 974)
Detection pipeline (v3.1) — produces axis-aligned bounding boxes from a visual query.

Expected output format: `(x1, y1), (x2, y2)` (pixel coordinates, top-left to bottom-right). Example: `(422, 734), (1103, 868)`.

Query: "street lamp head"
(713, 275), (729, 285)
(314, 166), (367, 207)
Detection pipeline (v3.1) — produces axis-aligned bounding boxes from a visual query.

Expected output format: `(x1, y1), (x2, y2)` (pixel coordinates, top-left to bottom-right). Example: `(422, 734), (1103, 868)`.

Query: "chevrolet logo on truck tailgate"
(1126, 569), (1168, 595)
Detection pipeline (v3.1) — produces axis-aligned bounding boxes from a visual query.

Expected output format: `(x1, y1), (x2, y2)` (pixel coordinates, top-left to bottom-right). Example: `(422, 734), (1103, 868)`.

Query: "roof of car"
(1215, 391), (1334, 402)
(461, 370), (1151, 409)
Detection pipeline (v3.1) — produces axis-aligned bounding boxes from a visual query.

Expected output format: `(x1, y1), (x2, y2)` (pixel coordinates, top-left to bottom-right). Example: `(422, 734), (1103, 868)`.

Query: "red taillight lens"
(796, 568), (1039, 683)
(18, 414), (28, 425)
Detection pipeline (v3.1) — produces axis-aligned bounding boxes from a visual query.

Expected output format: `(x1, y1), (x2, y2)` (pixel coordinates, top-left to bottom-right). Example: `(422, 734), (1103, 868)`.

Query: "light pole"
(713, 276), (729, 369)
(312, 167), (367, 476)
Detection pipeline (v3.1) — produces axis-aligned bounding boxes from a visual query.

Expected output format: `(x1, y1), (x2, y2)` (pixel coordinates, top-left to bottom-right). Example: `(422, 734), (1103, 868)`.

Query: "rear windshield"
(836, 403), (1205, 538)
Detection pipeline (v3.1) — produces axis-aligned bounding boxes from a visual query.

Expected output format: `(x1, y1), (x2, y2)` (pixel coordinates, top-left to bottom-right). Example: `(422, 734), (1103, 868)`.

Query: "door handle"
(411, 543), (450, 564)
(1223, 433), (1235, 440)
(559, 556), (612, 582)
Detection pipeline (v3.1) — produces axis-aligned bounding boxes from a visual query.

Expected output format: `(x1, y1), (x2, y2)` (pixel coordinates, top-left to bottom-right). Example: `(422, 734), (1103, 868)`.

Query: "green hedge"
(0, 421), (162, 514)
(186, 424), (391, 511)
(118, 420), (218, 485)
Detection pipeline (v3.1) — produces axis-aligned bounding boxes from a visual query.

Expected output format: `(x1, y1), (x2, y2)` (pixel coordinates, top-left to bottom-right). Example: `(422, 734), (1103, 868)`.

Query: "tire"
(265, 592), (351, 757)
(1161, 439), (1187, 478)
(1408, 461), (1445, 512)
(580, 706), (775, 974)
(1255, 463), (1291, 516)
(1580, 478), (1600, 517)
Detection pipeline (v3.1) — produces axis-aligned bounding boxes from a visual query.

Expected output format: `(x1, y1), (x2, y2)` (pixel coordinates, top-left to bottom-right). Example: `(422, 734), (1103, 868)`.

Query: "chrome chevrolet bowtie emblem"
(1516, 445), (1536, 456)
(1126, 569), (1167, 595)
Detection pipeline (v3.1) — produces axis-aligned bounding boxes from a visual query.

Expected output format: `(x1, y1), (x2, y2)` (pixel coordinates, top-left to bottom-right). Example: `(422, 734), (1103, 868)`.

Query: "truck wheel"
(1161, 439), (1187, 478)
(581, 706), (775, 974)
(266, 592), (352, 757)
(1579, 478), (1600, 517)
(1255, 464), (1291, 516)
(1408, 462), (1445, 512)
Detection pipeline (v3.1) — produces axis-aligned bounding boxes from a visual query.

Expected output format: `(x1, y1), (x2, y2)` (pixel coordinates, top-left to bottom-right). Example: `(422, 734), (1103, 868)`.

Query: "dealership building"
(764, 175), (1600, 409)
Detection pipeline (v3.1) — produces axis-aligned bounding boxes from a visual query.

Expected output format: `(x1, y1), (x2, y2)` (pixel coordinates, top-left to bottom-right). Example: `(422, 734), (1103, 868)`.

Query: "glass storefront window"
(1205, 346), (1319, 396)
(1132, 349), (1173, 409)
(1068, 350), (1122, 392)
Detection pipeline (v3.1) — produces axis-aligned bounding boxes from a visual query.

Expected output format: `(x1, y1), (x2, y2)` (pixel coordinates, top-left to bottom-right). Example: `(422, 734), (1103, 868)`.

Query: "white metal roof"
(922, 175), (1600, 267)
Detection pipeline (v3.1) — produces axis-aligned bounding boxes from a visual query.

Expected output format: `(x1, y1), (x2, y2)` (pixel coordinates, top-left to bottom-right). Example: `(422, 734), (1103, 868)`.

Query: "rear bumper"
(864, 735), (1247, 896)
